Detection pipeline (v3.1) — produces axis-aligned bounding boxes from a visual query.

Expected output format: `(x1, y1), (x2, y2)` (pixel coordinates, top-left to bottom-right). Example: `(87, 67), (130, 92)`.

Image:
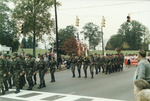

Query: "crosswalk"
(0, 89), (125, 101)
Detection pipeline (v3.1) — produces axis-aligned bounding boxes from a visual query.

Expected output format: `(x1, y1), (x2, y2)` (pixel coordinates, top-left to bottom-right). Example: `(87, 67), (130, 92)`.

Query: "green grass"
(15, 48), (140, 57)
(16, 48), (49, 57)
(90, 50), (139, 55)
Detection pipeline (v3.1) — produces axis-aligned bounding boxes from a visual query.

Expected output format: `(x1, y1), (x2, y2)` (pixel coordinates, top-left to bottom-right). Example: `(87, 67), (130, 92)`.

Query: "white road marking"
(0, 89), (125, 101)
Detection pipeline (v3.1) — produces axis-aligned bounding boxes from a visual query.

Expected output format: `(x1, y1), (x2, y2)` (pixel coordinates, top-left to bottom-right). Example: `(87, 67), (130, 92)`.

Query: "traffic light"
(18, 24), (24, 34)
(127, 14), (131, 25)
(21, 24), (23, 33)
(101, 16), (105, 27)
(76, 16), (79, 26)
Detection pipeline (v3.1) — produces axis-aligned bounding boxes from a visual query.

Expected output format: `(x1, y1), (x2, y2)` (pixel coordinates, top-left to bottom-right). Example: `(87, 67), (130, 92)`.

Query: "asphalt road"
(0, 65), (137, 101)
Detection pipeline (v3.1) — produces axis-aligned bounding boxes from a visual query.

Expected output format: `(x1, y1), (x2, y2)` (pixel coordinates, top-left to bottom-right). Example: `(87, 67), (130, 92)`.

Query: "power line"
(60, 1), (148, 11)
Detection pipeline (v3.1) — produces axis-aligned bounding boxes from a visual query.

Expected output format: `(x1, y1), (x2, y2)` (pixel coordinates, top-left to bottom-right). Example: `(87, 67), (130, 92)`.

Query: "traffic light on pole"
(127, 14), (131, 25)
(21, 24), (23, 33)
(101, 16), (105, 27)
(18, 24), (23, 34)
(76, 16), (79, 26)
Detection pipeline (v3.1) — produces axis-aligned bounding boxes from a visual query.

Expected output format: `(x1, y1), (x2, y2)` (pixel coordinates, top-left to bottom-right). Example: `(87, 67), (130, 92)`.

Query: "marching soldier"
(32, 57), (37, 85)
(37, 55), (47, 89)
(105, 54), (110, 74)
(6, 55), (13, 89)
(117, 54), (121, 72)
(49, 57), (56, 82)
(114, 54), (118, 72)
(3, 53), (9, 91)
(111, 54), (115, 73)
(83, 55), (89, 78)
(89, 54), (94, 78)
(26, 53), (35, 90)
(70, 54), (77, 78)
(0, 52), (5, 95)
(18, 55), (26, 89)
(94, 53), (98, 74)
(12, 53), (24, 93)
(109, 55), (113, 74)
(121, 54), (124, 71)
(101, 54), (105, 73)
(98, 54), (101, 72)
(77, 56), (83, 78)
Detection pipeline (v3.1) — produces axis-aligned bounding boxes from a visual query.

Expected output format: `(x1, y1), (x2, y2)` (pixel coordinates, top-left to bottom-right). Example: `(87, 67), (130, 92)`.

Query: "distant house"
(0, 44), (12, 54)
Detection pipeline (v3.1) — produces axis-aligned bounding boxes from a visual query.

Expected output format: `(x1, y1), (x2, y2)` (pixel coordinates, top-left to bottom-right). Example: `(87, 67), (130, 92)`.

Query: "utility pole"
(101, 16), (105, 55)
(54, 0), (59, 67)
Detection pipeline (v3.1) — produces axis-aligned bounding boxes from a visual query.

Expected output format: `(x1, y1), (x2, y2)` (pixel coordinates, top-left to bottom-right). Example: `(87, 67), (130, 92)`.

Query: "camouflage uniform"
(83, 56), (89, 78)
(6, 55), (13, 89)
(70, 55), (77, 77)
(98, 54), (102, 72)
(0, 52), (5, 95)
(49, 57), (56, 82)
(12, 53), (24, 93)
(111, 55), (115, 73)
(77, 56), (83, 78)
(37, 55), (47, 89)
(114, 55), (118, 72)
(121, 55), (124, 71)
(105, 55), (110, 74)
(3, 54), (9, 91)
(26, 54), (35, 90)
(18, 55), (26, 89)
(94, 53), (98, 74)
(101, 55), (105, 73)
(89, 55), (94, 78)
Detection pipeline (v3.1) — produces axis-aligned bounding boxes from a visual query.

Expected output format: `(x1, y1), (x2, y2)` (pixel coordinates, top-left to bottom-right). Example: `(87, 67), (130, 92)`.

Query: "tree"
(81, 22), (101, 50)
(55, 25), (77, 54)
(106, 20), (150, 50)
(106, 34), (124, 50)
(118, 20), (149, 50)
(21, 37), (27, 48)
(13, 0), (61, 56)
(0, 0), (20, 52)
(61, 37), (78, 56)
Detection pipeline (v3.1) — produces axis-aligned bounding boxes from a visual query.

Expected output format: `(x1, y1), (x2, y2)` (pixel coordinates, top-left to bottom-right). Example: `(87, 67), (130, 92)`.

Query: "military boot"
(14, 88), (20, 94)
(84, 70), (87, 78)
(27, 85), (32, 90)
(72, 71), (75, 78)
(38, 84), (42, 89)
(0, 89), (5, 95)
(43, 82), (46, 87)
(91, 72), (94, 79)
(78, 70), (81, 78)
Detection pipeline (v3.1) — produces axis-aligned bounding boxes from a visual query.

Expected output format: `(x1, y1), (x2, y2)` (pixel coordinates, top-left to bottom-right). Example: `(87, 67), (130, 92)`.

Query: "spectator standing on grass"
(133, 50), (150, 84)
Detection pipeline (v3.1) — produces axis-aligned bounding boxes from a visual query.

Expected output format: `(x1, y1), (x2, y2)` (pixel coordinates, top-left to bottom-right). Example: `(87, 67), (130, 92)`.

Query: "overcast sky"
(8, 0), (150, 49)
(55, 0), (150, 40)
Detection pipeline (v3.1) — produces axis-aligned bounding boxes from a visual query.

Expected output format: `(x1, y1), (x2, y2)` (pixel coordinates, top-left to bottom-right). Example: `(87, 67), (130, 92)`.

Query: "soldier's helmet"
(26, 53), (32, 58)
(13, 53), (18, 57)
(94, 53), (97, 55)
(3, 53), (7, 57)
(39, 55), (44, 59)
(18, 55), (22, 58)
(0, 52), (2, 56)
(7, 54), (11, 58)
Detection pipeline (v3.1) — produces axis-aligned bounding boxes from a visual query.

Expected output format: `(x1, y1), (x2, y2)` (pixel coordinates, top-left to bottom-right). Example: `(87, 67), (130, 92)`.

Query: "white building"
(0, 44), (12, 54)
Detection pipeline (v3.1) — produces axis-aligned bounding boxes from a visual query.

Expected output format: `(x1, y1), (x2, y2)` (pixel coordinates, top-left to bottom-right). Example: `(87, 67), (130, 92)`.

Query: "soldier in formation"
(69, 53), (124, 78)
(37, 55), (47, 89)
(49, 57), (56, 82)
(0, 52), (5, 95)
